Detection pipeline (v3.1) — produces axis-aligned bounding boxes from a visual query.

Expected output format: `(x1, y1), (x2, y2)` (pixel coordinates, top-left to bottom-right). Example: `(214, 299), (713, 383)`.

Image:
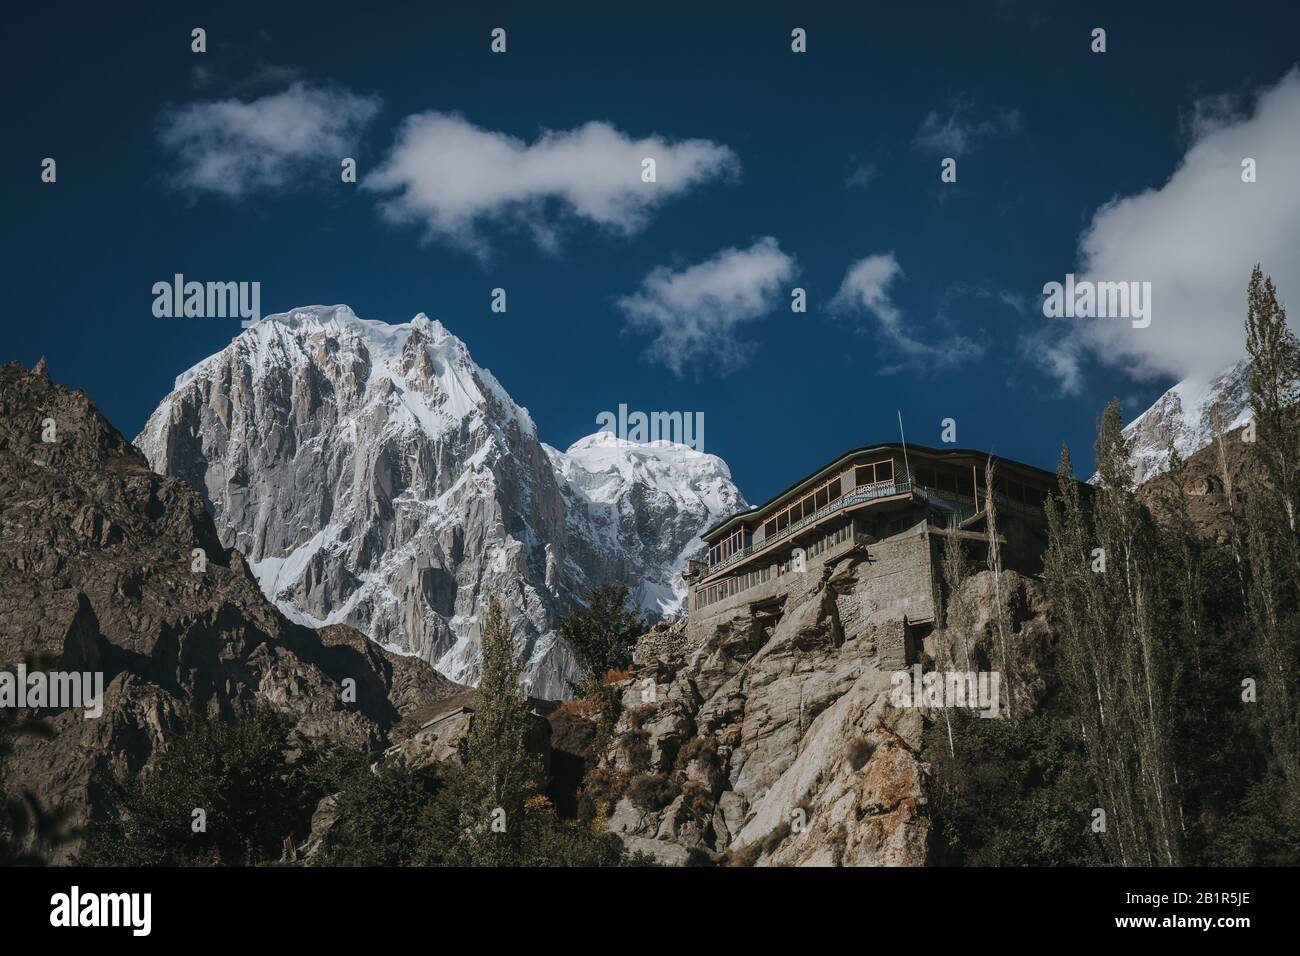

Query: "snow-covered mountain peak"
(167, 305), (534, 443)
(137, 305), (746, 697)
(561, 429), (731, 477)
(552, 431), (738, 509)
(1100, 358), (1252, 486)
(547, 431), (746, 618)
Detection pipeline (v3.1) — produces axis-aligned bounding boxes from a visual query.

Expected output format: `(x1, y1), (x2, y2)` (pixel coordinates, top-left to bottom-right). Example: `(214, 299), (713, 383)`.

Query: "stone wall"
(635, 619), (693, 662)
(831, 521), (936, 631)
(686, 518), (936, 644)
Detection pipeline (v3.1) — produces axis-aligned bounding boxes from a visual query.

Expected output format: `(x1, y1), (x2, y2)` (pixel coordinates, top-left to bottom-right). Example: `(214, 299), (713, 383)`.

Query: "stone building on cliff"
(683, 442), (1060, 667)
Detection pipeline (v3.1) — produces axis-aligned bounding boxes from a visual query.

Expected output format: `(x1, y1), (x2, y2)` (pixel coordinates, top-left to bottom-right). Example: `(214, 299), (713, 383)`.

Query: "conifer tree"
(462, 595), (544, 866)
(558, 584), (645, 691)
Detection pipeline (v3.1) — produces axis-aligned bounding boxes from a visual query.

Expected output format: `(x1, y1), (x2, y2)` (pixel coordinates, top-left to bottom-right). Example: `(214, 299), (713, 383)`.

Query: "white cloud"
(833, 254), (905, 324)
(617, 237), (796, 377)
(159, 82), (381, 198)
(914, 103), (1020, 155)
(831, 253), (984, 368)
(1185, 91), (1242, 141)
(846, 162), (877, 189)
(364, 113), (739, 256)
(1041, 68), (1300, 392)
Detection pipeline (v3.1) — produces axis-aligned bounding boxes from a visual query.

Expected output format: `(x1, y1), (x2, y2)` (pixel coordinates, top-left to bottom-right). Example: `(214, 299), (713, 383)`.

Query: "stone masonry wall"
(688, 518), (936, 640)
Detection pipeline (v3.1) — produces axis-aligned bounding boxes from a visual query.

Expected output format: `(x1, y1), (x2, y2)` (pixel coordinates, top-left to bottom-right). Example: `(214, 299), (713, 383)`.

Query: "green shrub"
(80, 707), (356, 866)
(626, 772), (676, 812)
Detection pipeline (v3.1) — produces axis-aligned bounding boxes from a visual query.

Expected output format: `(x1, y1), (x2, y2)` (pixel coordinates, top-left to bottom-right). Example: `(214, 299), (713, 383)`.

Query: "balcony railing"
(926, 488), (1047, 526)
(701, 479), (914, 577)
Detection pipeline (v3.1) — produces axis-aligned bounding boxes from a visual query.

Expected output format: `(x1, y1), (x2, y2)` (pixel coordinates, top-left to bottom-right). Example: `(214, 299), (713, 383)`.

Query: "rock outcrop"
(589, 540), (934, 866)
(0, 361), (460, 860)
(582, 523), (1058, 866)
(1135, 417), (1256, 545)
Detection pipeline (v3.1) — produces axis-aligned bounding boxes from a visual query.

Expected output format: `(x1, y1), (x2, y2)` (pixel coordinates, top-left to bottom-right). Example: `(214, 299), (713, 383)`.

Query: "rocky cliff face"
(1136, 416), (1255, 545)
(135, 306), (745, 698)
(585, 529), (1056, 866)
(0, 361), (459, 859)
(590, 539), (932, 866)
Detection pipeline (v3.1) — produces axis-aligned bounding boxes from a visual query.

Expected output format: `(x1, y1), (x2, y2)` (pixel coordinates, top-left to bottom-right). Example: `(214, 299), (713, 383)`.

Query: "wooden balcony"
(698, 479), (915, 583)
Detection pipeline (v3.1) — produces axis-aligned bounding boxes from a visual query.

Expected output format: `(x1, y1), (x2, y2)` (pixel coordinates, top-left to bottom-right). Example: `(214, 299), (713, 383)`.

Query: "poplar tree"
(1044, 443), (1135, 863)
(939, 529), (976, 675)
(1045, 417), (1183, 865)
(983, 458), (1016, 718)
(1242, 265), (1300, 783)
(1151, 444), (1206, 724)
(934, 530), (975, 757)
(1245, 265), (1300, 538)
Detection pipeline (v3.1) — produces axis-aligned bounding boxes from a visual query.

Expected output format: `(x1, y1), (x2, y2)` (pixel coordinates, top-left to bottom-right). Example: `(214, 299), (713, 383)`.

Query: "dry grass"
(550, 697), (597, 719)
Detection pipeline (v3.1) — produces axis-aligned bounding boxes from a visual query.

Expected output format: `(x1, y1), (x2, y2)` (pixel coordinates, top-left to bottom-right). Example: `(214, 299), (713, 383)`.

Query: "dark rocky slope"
(0, 361), (460, 860)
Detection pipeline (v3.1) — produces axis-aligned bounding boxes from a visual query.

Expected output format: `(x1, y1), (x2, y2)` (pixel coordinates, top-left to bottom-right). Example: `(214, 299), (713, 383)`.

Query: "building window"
(752, 459), (911, 548)
(855, 459), (897, 489)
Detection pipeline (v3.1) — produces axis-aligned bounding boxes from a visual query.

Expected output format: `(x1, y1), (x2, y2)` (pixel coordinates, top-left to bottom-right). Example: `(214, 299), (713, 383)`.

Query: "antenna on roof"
(897, 409), (913, 484)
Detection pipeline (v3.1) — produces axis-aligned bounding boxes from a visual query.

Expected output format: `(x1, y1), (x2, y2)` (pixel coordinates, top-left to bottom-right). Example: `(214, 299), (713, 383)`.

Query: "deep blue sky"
(5, 1), (1294, 504)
